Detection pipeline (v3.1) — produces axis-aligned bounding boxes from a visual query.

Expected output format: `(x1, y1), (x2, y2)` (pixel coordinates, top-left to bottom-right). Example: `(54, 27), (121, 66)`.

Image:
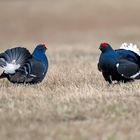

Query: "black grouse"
(98, 42), (140, 83)
(0, 44), (48, 84)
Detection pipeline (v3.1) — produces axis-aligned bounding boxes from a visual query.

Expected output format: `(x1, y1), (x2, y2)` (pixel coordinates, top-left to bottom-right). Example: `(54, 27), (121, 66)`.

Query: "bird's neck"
(101, 48), (118, 64)
(102, 47), (114, 53)
(32, 51), (47, 64)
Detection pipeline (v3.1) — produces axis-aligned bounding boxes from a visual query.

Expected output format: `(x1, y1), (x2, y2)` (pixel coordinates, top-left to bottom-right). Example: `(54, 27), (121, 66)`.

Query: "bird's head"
(99, 42), (112, 52)
(35, 43), (47, 53)
(32, 43), (48, 61)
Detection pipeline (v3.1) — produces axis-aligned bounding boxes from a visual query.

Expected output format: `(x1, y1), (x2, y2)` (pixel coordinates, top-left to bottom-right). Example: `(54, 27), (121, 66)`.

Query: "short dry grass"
(0, 44), (140, 140)
(0, 0), (140, 140)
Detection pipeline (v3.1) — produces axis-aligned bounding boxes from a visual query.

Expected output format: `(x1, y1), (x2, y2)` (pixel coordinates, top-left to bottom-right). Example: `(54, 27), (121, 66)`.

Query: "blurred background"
(0, 0), (140, 49)
(0, 1), (140, 140)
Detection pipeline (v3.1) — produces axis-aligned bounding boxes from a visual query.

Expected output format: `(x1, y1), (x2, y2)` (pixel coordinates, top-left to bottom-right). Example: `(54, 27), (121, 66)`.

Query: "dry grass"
(0, 0), (140, 140)
(0, 44), (140, 140)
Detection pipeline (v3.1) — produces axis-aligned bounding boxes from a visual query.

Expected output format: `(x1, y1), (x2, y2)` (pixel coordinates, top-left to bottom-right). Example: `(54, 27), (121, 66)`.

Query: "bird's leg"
(108, 75), (113, 84)
(0, 72), (7, 79)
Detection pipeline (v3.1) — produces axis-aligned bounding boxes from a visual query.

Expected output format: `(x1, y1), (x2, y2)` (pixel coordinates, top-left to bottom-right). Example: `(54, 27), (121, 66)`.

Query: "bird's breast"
(99, 54), (117, 71)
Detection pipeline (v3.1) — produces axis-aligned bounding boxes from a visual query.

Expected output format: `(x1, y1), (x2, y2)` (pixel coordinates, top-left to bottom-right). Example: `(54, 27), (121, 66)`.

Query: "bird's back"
(115, 49), (140, 65)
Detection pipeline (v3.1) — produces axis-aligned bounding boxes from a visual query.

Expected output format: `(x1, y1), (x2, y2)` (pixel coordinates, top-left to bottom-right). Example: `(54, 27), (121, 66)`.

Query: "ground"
(0, 0), (140, 140)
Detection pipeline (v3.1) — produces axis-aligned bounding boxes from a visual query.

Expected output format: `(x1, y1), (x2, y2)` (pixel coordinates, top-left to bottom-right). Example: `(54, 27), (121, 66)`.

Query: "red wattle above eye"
(101, 42), (107, 47)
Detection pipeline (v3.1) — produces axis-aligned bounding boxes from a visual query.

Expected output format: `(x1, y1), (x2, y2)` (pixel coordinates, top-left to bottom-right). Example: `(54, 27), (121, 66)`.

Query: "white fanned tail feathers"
(0, 59), (20, 74)
(3, 60), (20, 74)
(0, 47), (32, 74)
(120, 43), (140, 56)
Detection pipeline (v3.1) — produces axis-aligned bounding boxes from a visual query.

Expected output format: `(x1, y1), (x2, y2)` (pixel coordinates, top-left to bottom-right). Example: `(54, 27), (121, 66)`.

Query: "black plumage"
(0, 47), (31, 66)
(98, 42), (140, 83)
(0, 44), (48, 84)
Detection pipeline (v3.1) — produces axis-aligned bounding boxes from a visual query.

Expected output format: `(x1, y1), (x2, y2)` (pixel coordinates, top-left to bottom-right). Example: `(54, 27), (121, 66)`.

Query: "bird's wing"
(9, 70), (27, 83)
(10, 59), (46, 83)
(116, 59), (140, 79)
(9, 69), (36, 83)
(9, 62), (34, 83)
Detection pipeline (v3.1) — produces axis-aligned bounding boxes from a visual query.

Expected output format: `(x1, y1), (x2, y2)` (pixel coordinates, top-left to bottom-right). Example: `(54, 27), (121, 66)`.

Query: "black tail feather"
(0, 59), (6, 67)
(0, 52), (10, 62)
(1, 47), (32, 66)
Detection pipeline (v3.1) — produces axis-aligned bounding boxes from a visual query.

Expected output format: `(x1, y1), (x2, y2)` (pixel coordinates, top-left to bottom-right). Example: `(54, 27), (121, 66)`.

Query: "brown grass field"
(0, 0), (140, 140)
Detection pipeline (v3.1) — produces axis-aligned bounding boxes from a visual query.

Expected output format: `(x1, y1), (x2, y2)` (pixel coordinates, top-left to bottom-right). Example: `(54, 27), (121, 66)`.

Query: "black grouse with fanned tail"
(0, 44), (48, 84)
(98, 42), (140, 84)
